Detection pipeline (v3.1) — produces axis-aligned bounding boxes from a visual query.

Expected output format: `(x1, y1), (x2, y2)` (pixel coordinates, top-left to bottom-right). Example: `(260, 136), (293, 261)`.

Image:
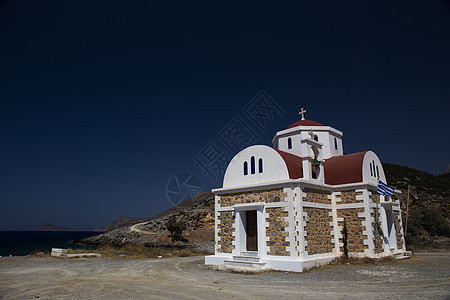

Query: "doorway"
(246, 210), (258, 251)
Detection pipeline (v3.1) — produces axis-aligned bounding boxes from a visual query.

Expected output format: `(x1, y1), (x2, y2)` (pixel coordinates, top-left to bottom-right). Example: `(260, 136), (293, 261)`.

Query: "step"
(393, 251), (411, 260)
(224, 259), (266, 269)
(240, 251), (259, 257)
(232, 255), (260, 262)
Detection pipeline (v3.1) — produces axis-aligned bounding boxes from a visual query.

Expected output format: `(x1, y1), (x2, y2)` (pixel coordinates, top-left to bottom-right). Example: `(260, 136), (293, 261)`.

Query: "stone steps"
(240, 251), (259, 257)
(393, 251), (411, 260)
(232, 255), (261, 262)
(224, 251), (266, 269)
(224, 259), (266, 269)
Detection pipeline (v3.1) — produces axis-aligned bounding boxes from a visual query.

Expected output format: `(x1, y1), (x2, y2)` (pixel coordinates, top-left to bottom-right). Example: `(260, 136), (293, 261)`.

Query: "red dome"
(287, 120), (324, 129)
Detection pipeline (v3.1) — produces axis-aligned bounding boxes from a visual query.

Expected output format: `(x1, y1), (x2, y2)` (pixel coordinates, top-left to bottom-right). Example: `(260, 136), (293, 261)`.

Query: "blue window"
(251, 156), (255, 174)
(258, 158), (263, 173)
(244, 161), (248, 176)
(288, 138), (292, 149)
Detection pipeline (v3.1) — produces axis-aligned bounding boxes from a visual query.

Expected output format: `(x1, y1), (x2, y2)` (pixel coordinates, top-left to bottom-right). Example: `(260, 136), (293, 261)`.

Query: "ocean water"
(0, 231), (101, 256)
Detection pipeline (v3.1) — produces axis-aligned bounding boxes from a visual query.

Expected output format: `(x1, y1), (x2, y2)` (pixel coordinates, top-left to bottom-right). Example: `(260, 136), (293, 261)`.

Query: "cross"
(308, 129), (315, 140)
(299, 107), (307, 120)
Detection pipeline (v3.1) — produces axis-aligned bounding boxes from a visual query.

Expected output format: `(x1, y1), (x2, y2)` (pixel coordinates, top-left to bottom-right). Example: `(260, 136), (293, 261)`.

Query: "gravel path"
(0, 252), (448, 299)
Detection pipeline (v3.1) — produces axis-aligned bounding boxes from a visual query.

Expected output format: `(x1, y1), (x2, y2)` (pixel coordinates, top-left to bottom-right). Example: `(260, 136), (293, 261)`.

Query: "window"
(243, 161), (248, 176)
(288, 138), (292, 149)
(376, 165), (380, 178)
(370, 162), (373, 177)
(314, 135), (318, 142)
(251, 156), (255, 174)
(334, 138), (338, 150)
(372, 161), (375, 177)
(258, 158), (263, 173)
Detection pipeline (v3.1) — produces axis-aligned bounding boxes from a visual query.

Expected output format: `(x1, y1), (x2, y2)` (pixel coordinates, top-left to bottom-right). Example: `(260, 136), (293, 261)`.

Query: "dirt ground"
(0, 252), (449, 299)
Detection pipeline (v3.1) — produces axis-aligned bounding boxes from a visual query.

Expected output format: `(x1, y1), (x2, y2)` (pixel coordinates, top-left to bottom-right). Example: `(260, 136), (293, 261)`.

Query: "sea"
(0, 231), (101, 256)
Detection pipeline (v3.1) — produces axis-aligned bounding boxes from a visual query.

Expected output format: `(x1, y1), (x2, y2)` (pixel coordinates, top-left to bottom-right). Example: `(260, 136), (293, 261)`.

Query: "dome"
(287, 119), (324, 129)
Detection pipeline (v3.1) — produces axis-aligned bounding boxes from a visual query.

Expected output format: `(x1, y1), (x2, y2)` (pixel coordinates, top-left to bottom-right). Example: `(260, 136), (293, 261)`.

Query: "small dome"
(287, 119), (324, 129)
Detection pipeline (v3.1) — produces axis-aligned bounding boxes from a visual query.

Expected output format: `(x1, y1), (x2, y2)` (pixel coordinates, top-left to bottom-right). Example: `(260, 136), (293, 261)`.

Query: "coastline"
(0, 231), (100, 257)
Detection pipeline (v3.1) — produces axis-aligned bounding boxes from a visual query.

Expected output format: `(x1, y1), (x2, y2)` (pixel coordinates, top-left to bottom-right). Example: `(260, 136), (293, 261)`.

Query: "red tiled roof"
(274, 149), (303, 179)
(324, 152), (366, 185)
(287, 119), (324, 129)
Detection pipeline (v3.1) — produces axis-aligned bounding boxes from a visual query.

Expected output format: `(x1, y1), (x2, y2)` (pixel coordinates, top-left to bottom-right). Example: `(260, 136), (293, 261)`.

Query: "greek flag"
(377, 179), (394, 196)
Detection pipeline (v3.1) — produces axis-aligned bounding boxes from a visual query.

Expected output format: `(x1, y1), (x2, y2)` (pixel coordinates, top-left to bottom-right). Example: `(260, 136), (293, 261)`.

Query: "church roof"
(324, 152), (366, 185)
(274, 149), (303, 179)
(287, 119), (324, 129)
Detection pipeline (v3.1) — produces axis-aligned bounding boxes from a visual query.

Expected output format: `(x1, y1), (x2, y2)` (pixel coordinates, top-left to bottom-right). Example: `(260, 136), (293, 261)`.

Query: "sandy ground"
(0, 252), (449, 299)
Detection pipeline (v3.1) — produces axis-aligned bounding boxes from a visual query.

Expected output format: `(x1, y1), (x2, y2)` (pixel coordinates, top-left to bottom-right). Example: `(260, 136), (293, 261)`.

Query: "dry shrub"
(329, 255), (396, 266)
(66, 244), (206, 259)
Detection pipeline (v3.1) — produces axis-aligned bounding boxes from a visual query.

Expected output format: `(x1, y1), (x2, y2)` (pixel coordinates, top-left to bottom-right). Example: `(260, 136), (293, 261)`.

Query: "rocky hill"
(94, 216), (152, 232)
(81, 191), (215, 252)
(383, 163), (450, 220)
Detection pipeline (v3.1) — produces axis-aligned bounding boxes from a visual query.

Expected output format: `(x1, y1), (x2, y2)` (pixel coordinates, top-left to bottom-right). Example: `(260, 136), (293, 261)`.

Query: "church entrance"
(246, 210), (258, 251)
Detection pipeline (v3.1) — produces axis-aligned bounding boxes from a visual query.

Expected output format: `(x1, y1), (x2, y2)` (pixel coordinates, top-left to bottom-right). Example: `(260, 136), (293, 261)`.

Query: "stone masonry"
(217, 211), (235, 253)
(337, 208), (367, 253)
(337, 190), (364, 204)
(393, 210), (403, 249)
(371, 209), (384, 254)
(303, 207), (333, 255)
(303, 188), (331, 205)
(219, 189), (286, 207)
(265, 207), (290, 256)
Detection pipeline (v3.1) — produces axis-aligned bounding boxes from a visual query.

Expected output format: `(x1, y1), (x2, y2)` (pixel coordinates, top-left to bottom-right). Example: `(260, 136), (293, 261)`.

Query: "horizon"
(1, 0), (449, 230)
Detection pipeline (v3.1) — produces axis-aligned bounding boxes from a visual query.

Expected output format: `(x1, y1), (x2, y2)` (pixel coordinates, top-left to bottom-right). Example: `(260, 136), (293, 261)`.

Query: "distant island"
(35, 223), (76, 231)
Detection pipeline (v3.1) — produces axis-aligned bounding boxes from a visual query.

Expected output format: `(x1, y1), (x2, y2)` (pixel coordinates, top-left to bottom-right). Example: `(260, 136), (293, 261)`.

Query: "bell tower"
(272, 108), (344, 160)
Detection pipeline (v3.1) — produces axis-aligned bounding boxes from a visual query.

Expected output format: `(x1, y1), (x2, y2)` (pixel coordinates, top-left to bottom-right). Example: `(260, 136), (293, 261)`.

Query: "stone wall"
(337, 208), (367, 253)
(219, 189), (286, 207)
(265, 207), (289, 256)
(303, 207), (333, 255)
(217, 211), (235, 253)
(303, 188), (331, 205)
(393, 210), (403, 249)
(371, 209), (384, 254)
(337, 190), (363, 204)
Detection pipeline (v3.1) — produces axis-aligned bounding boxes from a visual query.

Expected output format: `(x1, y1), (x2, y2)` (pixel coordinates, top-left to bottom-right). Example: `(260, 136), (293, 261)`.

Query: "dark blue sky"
(1, 1), (449, 230)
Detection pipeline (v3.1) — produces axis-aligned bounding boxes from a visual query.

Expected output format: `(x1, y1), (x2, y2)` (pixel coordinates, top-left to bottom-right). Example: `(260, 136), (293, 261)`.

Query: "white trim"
(272, 125), (343, 144)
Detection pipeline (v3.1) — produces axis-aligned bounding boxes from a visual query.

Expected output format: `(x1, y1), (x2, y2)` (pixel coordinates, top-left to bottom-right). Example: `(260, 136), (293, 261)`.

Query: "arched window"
(314, 135), (318, 142)
(288, 138), (292, 149)
(370, 162), (373, 177)
(251, 156), (255, 174)
(258, 158), (263, 173)
(376, 165), (380, 178)
(243, 161), (248, 176)
(334, 138), (338, 150)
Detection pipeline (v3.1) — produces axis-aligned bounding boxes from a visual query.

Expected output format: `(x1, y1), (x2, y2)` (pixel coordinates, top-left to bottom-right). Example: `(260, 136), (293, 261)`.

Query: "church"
(205, 109), (407, 272)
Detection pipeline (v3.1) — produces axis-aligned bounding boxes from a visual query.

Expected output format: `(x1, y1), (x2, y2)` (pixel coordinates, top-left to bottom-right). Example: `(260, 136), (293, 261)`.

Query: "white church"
(205, 109), (407, 272)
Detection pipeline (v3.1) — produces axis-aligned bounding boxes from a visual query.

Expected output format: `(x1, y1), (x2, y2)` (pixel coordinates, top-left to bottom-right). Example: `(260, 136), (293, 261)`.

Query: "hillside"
(383, 163), (449, 247)
(81, 191), (215, 251)
(383, 163), (450, 220)
(94, 216), (152, 232)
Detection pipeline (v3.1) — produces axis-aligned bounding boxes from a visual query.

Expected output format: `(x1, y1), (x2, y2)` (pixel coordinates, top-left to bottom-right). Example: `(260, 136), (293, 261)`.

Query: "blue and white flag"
(377, 179), (394, 196)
